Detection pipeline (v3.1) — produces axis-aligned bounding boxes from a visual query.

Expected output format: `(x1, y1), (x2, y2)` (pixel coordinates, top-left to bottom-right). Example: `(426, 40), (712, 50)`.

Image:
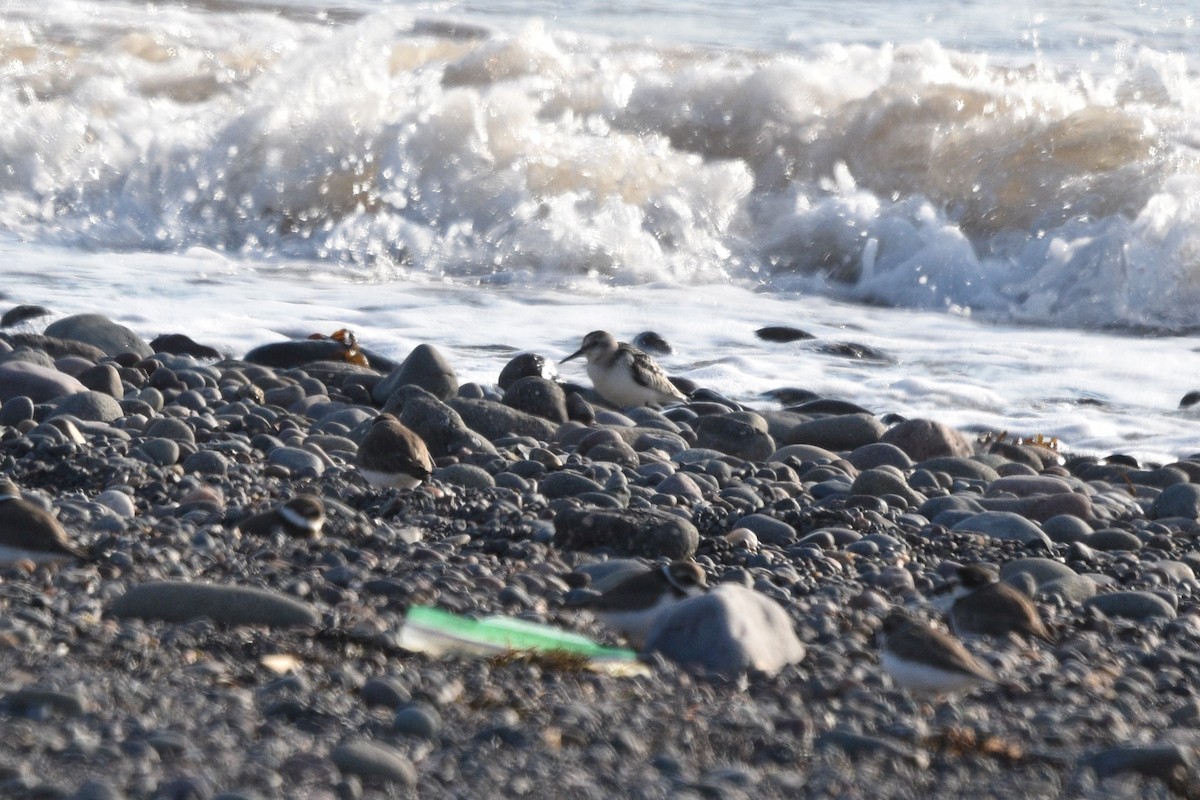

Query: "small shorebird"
(879, 608), (997, 695)
(949, 564), (1052, 643)
(238, 495), (326, 539)
(0, 479), (86, 565)
(561, 331), (688, 408)
(573, 560), (708, 646)
(356, 413), (435, 490)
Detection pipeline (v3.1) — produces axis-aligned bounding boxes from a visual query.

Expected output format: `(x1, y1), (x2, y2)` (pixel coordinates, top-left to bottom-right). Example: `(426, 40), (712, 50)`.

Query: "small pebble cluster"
(1, 312), (1199, 798)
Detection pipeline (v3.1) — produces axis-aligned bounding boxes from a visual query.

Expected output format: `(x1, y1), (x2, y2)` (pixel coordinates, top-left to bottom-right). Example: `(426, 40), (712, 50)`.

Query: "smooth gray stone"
(0, 360), (86, 402)
(267, 446), (325, 477)
(850, 467), (925, 507)
(1151, 560), (1196, 584)
(732, 513), (796, 546)
(1082, 743), (1193, 780)
(393, 701), (442, 738)
(447, 397), (558, 442)
(1, 686), (86, 716)
(498, 352), (557, 391)
(374, 343), (458, 403)
(0, 394), (35, 424)
(51, 390), (123, 423)
(433, 463), (495, 489)
(1040, 575), (1098, 604)
(654, 472), (705, 504)
(554, 507), (699, 559)
(183, 450), (230, 476)
(146, 416), (196, 444)
(45, 313), (153, 358)
(1151, 483), (1200, 519)
(694, 412), (776, 461)
(1042, 514), (1094, 543)
(918, 494), (986, 519)
(541, 471), (605, 498)
(330, 739), (418, 786)
(111, 581), (320, 627)
(784, 413), (885, 451)
(880, 418), (973, 460)
(1086, 528), (1143, 551)
(985, 474), (1074, 497)
(644, 584), (805, 676)
(136, 437), (180, 466)
(999, 557), (1078, 587)
(914, 457), (1001, 482)
(846, 442), (914, 471)
(382, 385), (496, 457)
(766, 443), (843, 465)
(975, 492), (1093, 522)
(950, 510), (1051, 546)
(502, 376), (568, 423)
(77, 363), (123, 398)
(1084, 590), (1177, 621)
(360, 676), (409, 709)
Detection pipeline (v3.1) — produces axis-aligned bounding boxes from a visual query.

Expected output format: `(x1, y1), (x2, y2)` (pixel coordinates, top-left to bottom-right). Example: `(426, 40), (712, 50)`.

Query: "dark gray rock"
(0, 394), (34, 425)
(498, 352), (557, 390)
(950, 511), (1051, 546)
(1086, 528), (1143, 551)
(846, 442), (914, 471)
(784, 413), (885, 451)
(914, 457), (1000, 482)
(1084, 590), (1177, 621)
(374, 343), (458, 403)
(111, 581), (320, 627)
(433, 463), (496, 489)
(1082, 743), (1193, 781)
(77, 363), (123, 398)
(360, 676), (408, 708)
(644, 584), (805, 676)
(146, 417), (196, 444)
(554, 507), (699, 559)
(183, 450), (230, 477)
(51, 390), (123, 423)
(1151, 483), (1200, 519)
(541, 471), (605, 498)
(502, 376), (568, 423)
(447, 397), (558, 442)
(330, 739), (417, 786)
(881, 418), (974, 460)
(850, 467), (925, 507)
(0, 360), (86, 402)
(694, 412), (775, 461)
(393, 701), (442, 738)
(1042, 514), (1093, 543)
(382, 385), (496, 457)
(45, 313), (153, 358)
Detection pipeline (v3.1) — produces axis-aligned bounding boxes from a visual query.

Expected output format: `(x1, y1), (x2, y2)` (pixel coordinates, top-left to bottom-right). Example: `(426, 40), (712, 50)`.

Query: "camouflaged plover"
(238, 495), (326, 539)
(949, 564), (1052, 643)
(356, 413), (435, 490)
(561, 330), (688, 408)
(574, 560), (708, 646)
(0, 479), (85, 565)
(879, 608), (997, 695)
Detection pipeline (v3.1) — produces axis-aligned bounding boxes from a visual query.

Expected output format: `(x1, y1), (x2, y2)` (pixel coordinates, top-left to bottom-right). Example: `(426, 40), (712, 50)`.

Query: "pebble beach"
(2, 312), (1200, 799)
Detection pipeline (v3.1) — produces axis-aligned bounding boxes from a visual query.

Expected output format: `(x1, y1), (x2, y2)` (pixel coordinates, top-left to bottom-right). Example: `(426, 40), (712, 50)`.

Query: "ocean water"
(2, 0), (1200, 462)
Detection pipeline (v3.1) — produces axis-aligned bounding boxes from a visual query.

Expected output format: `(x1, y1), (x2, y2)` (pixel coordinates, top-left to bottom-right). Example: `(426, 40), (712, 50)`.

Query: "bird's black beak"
(561, 348), (585, 364)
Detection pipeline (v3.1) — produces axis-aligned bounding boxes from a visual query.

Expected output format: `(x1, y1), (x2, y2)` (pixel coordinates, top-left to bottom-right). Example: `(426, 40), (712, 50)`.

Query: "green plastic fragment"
(400, 605), (641, 666)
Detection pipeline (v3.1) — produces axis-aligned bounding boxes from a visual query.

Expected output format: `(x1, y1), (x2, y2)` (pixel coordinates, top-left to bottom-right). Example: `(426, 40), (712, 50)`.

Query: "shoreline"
(0, 312), (1198, 798)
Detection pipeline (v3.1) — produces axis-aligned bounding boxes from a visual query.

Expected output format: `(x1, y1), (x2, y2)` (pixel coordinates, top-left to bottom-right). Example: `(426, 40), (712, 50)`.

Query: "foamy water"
(2, 0), (1200, 461)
